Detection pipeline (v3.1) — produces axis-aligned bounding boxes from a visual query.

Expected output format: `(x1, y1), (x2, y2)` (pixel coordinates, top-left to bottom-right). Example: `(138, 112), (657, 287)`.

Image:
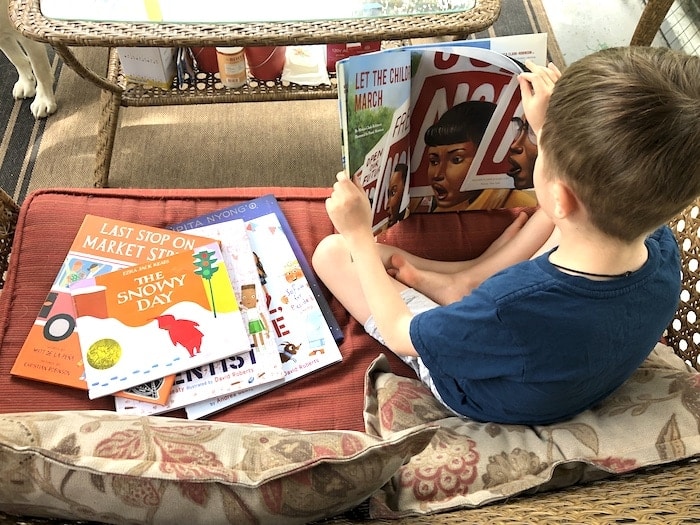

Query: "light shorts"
(363, 287), (462, 417)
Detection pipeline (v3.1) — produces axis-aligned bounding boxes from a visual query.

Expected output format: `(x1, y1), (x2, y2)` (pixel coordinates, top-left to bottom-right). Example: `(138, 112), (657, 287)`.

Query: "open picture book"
(337, 33), (547, 234)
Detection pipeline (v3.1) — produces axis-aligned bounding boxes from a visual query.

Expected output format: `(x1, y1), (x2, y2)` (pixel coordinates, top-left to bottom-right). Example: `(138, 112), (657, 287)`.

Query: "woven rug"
(0, 0), (563, 204)
(0, 48), (62, 203)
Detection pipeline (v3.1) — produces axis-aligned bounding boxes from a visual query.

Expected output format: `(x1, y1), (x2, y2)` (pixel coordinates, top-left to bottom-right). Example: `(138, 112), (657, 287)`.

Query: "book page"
(336, 35), (545, 224)
(411, 33), (548, 69)
(407, 45), (537, 213)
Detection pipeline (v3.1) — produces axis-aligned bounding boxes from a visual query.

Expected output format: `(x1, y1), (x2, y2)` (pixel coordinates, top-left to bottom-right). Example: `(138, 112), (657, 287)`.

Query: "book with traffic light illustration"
(69, 241), (252, 399)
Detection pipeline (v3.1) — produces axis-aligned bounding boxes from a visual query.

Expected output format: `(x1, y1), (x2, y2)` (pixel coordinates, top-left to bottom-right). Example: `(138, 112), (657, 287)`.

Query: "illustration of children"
(85, 262), (102, 278)
(60, 259), (88, 287)
(253, 252), (272, 308)
(240, 283), (269, 348)
(387, 163), (410, 227)
(421, 100), (536, 212)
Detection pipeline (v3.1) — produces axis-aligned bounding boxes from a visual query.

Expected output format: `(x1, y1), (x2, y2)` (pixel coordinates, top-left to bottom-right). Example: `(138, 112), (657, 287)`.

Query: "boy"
(312, 46), (700, 425)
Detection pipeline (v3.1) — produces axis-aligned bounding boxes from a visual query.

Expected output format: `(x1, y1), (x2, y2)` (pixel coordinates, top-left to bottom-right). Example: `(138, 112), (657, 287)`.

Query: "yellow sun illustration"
(86, 338), (122, 370)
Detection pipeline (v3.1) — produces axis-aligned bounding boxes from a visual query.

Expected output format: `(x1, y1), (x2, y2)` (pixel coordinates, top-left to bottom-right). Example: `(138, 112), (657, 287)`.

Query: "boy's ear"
(551, 180), (580, 219)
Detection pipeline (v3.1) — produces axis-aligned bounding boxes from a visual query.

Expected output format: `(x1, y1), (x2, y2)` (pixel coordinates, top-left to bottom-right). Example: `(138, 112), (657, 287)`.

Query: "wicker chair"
(0, 190), (18, 291)
(1, 1), (698, 523)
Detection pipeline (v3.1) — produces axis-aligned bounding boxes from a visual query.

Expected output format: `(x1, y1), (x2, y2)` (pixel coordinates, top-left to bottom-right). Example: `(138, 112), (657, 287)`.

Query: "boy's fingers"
(542, 62), (562, 83)
(547, 62), (562, 78)
(333, 172), (352, 194)
(522, 60), (560, 86)
(518, 75), (535, 98)
(524, 59), (538, 72)
(520, 67), (559, 101)
(524, 72), (548, 95)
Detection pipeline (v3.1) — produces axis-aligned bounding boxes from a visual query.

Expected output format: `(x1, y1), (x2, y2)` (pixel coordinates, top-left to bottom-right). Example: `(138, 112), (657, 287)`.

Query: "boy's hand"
(326, 171), (373, 239)
(518, 61), (562, 136)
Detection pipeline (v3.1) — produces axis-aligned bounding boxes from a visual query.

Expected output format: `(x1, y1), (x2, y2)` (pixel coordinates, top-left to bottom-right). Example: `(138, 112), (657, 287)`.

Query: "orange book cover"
(70, 242), (251, 399)
(10, 215), (217, 395)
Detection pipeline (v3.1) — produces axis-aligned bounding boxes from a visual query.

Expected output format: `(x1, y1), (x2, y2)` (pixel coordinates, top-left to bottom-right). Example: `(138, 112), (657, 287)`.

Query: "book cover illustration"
(116, 376), (174, 405)
(70, 242), (251, 399)
(168, 195), (343, 420)
(170, 194), (343, 343)
(337, 34), (546, 233)
(11, 215), (216, 392)
(337, 48), (412, 234)
(113, 219), (285, 416)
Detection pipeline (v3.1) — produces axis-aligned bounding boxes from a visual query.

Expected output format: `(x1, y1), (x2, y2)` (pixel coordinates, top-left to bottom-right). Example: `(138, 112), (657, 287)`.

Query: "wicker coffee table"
(9, 0), (501, 187)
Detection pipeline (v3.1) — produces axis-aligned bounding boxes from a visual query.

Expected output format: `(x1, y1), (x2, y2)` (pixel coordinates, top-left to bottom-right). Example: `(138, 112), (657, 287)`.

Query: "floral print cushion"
(362, 343), (700, 519)
(1, 343), (698, 523)
(0, 411), (436, 524)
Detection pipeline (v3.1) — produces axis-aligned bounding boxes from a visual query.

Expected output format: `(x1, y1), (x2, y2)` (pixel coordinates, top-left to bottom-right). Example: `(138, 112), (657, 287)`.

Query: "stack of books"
(10, 195), (343, 419)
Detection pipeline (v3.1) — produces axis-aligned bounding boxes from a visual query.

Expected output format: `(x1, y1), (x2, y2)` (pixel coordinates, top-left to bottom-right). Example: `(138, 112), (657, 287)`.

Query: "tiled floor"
(543, 0), (699, 65)
(542, 0), (652, 64)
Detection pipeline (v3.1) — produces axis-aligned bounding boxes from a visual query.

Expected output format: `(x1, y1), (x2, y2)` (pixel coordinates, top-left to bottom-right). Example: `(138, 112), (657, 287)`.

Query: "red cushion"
(0, 187), (528, 432)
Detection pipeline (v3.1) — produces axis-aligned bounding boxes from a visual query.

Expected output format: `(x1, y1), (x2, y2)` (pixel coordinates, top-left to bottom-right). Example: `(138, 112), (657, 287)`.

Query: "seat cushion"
(0, 187), (524, 432)
(2, 188), (700, 523)
(0, 409), (438, 524)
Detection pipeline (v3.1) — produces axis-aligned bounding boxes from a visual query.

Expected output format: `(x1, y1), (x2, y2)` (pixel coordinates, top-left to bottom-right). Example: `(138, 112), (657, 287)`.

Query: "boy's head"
(539, 46), (700, 242)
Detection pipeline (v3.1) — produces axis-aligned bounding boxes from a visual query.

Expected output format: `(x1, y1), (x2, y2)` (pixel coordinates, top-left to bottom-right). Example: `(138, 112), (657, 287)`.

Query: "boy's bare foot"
(387, 253), (474, 305)
(385, 212), (533, 304)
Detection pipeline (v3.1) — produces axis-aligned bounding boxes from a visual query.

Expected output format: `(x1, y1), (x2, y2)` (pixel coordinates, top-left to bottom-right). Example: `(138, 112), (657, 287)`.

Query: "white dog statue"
(0, 0), (57, 118)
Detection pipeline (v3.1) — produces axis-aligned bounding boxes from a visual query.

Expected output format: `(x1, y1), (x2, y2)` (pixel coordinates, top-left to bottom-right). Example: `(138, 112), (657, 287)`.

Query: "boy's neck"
(549, 225), (649, 280)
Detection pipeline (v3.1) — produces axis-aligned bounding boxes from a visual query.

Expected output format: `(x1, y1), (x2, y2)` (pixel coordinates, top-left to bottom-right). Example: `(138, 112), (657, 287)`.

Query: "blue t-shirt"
(409, 226), (681, 425)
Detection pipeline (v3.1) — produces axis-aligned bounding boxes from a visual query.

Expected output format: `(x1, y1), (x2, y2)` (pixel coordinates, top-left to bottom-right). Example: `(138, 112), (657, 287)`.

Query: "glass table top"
(40, 0), (477, 24)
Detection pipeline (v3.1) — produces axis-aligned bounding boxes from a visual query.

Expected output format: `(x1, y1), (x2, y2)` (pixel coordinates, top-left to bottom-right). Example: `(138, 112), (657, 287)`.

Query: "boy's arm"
(325, 172), (418, 357)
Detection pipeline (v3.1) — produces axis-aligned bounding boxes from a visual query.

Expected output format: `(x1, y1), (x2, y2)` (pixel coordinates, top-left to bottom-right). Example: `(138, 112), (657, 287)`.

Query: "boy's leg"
(375, 211), (531, 275)
(389, 209), (556, 304)
(313, 235), (459, 414)
(312, 234), (409, 325)
(314, 209), (557, 312)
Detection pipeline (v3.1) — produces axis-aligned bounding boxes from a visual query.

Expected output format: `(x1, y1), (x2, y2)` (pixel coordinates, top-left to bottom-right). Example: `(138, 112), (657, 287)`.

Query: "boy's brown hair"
(540, 46), (700, 242)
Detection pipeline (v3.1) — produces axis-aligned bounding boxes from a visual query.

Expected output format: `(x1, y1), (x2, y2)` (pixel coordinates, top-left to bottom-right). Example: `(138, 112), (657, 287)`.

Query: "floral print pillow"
(0, 411), (436, 524)
(362, 343), (700, 519)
